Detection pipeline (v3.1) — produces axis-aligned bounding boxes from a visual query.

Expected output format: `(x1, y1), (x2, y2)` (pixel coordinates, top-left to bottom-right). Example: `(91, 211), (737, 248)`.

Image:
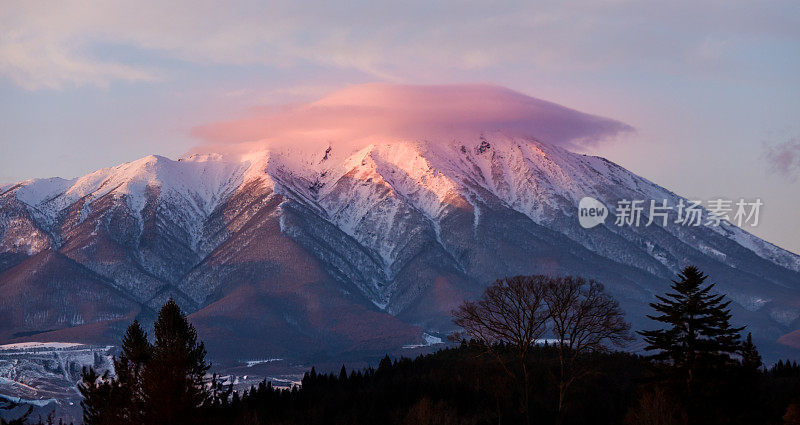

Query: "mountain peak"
(2, 134), (799, 361)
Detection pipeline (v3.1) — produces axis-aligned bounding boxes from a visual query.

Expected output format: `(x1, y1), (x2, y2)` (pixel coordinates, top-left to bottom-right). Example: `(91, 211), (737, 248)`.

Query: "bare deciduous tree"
(543, 276), (632, 423)
(452, 274), (631, 424)
(452, 275), (549, 425)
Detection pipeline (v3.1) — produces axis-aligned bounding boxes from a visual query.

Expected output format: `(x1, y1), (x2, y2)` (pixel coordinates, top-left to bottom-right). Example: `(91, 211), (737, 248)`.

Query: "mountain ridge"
(1, 134), (799, 361)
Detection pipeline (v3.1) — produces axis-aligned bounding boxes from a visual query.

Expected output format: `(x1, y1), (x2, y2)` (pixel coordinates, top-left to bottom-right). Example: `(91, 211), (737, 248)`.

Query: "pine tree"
(740, 332), (762, 371)
(78, 368), (119, 425)
(639, 266), (744, 383)
(141, 298), (211, 425)
(113, 320), (151, 425)
(378, 355), (392, 372)
(737, 332), (763, 424)
(79, 321), (151, 425)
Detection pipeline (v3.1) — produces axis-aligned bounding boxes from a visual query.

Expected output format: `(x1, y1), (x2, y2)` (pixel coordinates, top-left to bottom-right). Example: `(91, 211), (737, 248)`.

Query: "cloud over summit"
(192, 83), (633, 152)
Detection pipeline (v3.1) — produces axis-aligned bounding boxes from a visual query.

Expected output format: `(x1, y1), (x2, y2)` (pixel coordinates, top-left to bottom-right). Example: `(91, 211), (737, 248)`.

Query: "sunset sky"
(1, 0), (799, 253)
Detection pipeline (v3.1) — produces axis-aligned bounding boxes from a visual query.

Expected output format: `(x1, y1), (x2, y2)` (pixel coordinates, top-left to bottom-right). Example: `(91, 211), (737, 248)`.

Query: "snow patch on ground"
(0, 393), (57, 407)
(0, 342), (83, 351)
(402, 333), (443, 349)
(244, 359), (284, 368)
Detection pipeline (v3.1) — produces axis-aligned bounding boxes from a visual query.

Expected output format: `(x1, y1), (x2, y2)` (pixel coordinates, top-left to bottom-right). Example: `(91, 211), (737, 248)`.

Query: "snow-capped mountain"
(1, 135), (799, 361)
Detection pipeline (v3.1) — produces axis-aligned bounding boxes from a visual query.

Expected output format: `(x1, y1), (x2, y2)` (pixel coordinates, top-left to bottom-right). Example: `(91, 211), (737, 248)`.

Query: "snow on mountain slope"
(15, 154), (248, 225)
(1, 134), (799, 362)
(261, 135), (798, 280)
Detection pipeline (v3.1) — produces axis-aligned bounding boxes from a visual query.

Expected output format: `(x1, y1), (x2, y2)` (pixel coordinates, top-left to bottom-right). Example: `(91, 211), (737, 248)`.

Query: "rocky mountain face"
(1, 135), (799, 362)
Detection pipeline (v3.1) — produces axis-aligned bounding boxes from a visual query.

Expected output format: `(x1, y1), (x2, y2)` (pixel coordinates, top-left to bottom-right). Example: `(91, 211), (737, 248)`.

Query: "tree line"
(3, 265), (799, 425)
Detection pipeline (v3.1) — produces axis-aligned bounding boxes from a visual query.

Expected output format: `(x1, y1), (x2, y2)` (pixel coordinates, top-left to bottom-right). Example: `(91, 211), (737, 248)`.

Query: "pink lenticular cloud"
(192, 84), (633, 152)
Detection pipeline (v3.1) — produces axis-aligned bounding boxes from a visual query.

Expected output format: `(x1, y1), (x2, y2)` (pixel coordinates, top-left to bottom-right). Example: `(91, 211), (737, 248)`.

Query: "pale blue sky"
(1, 0), (799, 253)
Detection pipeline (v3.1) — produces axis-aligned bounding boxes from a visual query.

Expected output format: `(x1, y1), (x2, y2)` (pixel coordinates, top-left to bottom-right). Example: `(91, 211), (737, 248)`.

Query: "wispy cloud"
(765, 138), (800, 181)
(2, 0), (798, 89)
(0, 32), (158, 89)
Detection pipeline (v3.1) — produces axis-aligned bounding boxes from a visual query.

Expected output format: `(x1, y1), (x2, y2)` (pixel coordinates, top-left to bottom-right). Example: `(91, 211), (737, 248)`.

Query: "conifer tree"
(736, 332), (764, 424)
(113, 320), (151, 425)
(141, 298), (211, 425)
(640, 266), (744, 372)
(78, 368), (120, 425)
(740, 332), (762, 371)
(79, 321), (151, 425)
(378, 355), (392, 372)
(640, 264), (746, 421)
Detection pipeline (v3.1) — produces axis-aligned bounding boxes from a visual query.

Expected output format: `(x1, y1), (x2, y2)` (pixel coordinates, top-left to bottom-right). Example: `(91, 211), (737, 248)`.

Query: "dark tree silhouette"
(639, 266), (744, 388)
(452, 275), (630, 424)
(741, 332), (762, 371)
(79, 302), (212, 425)
(141, 298), (211, 425)
(66, 272), (795, 425)
(639, 266), (750, 425)
(542, 276), (631, 422)
(113, 320), (151, 425)
(78, 368), (120, 425)
(452, 275), (549, 424)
